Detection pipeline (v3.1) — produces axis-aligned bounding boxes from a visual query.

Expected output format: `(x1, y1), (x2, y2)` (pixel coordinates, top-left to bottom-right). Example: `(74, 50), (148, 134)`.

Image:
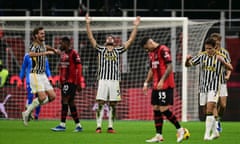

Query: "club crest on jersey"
(61, 53), (69, 61)
(164, 52), (170, 58)
(104, 53), (117, 61)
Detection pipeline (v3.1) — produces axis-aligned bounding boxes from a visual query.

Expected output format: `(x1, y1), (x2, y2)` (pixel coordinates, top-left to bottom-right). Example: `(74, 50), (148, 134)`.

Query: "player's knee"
(221, 103), (227, 109)
(68, 100), (75, 106)
(152, 105), (159, 110)
(61, 99), (68, 104)
(97, 100), (105, 105)
(109, 101), (117, 107)
(49, 93), (56, 102)
(50, 96), (55, 102)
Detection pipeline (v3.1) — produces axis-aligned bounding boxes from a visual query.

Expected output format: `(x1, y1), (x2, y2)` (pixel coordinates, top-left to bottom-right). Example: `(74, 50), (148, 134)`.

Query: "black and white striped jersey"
(29, 41), (46, 74)
(189, 51), (227, 93)
(96, 44), (126, 80)
(219, 47), (231, 84)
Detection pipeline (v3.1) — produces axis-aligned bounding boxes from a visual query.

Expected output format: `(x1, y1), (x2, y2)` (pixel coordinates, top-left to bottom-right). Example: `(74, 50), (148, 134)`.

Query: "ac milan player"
(141, 37), (186, 143)
(51, 37), (84, 132)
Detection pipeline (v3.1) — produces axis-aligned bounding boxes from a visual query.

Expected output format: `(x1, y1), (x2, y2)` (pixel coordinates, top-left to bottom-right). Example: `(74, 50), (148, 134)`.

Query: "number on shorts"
(158, 91), (166, 100)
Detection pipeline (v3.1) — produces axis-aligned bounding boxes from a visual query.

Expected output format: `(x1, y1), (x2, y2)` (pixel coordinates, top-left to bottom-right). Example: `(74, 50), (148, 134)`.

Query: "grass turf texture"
(0, 120), (240, 144)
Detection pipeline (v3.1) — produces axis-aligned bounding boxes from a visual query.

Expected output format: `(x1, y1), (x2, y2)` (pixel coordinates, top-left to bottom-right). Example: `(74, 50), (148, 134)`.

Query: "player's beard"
(106, 42), (114, 46)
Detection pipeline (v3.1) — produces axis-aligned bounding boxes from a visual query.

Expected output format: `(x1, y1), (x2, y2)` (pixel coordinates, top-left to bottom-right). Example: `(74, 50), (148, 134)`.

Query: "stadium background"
(0, 0), (240, 121)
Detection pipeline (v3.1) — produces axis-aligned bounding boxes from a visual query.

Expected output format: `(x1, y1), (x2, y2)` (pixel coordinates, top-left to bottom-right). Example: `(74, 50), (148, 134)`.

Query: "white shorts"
(199, 90), (219, 106)
(96, 80), (121, 101)
(30, 73), (53, 93)
(219, 83), (228, 97)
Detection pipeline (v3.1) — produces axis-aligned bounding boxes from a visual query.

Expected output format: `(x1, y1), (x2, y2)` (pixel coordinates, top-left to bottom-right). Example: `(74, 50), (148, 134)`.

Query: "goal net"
(0, 17), (214, 121)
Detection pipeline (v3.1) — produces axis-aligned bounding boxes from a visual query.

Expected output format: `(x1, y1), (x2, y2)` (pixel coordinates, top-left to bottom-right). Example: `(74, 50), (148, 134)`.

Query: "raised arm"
(124, 16), (141, 49)
(85, 13), (97, 48)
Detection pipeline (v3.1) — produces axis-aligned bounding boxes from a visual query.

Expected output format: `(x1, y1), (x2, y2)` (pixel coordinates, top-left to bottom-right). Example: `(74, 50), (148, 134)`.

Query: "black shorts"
(61, 83), (77, 98)
(151, 88), (174, 106)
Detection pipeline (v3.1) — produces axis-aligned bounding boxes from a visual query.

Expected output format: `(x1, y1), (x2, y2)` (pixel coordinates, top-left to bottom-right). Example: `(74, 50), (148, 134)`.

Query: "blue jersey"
(19, 53), (51, 85)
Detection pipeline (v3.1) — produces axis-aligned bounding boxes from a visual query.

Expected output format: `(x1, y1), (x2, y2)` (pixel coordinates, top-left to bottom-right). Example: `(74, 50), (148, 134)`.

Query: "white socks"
(25, 96), (49, 115)
(76, 123), (82, 128)
(96, 105), (104, 128)
(205, 115), (215, 137)
(60, 122), (66, 127)
(108, 106), (113, 128)
(26, 98), (40, 114)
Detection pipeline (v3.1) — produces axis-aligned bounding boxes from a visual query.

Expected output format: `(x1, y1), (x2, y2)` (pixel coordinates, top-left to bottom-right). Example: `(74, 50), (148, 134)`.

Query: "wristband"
(143, 82), (148, 87)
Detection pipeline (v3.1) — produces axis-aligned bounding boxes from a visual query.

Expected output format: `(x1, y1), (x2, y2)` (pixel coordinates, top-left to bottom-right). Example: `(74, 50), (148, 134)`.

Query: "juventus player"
(210, 33), (232, 132)
(86, 13), (140, 133)
(22, 27), (58, 126)
(185, 38), (233, 140)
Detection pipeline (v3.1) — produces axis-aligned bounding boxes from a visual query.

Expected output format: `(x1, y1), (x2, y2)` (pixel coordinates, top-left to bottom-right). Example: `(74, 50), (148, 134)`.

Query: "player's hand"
(54, 49), (61, 55)
(142, 82), (148, 95)
(85, 13), (91, 24)
(143, 86), (148, 95)
(225, 75), (230, 80)
(157, 80), (164, 90)
(134, 16), (141, 26)
(186, 55), (193, 60)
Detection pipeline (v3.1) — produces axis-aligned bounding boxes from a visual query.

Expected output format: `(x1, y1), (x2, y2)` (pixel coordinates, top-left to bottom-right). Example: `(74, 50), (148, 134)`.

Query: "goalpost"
(0, 16), (214, 121)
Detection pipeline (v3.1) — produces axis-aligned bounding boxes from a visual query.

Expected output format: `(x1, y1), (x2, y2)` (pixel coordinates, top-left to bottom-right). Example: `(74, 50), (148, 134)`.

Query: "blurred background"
(0, 0), (239, 19)
(0, 0), (240, 121)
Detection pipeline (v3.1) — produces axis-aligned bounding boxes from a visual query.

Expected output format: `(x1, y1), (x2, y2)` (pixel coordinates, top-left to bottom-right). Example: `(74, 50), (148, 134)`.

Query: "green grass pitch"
(0, 119), (240, 144)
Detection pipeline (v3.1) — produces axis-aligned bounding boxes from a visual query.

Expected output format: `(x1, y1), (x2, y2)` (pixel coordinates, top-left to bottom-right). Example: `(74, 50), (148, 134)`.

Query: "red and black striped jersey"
(148, 45), (175, 90)
(59, 49), (82, 86)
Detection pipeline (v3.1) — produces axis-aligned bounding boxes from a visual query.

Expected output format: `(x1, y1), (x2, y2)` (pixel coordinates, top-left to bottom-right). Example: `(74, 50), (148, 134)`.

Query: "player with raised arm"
(210, 33), (232, 132)
(185, 38), (233, 140)
(22, 27), (58, 126)
(86, 13), (140, 133)
(141, 37), (187, 143)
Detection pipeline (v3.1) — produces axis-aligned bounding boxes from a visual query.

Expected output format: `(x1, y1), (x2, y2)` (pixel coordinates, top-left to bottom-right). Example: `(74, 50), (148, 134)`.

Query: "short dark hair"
(61, 37), (70, 44)
(205, 37), (216, 47)
(210, 33), (222, 41)
(140, 37), (150, 47)
(32, 27), (44, 39)
(106, 34), (115, 39)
